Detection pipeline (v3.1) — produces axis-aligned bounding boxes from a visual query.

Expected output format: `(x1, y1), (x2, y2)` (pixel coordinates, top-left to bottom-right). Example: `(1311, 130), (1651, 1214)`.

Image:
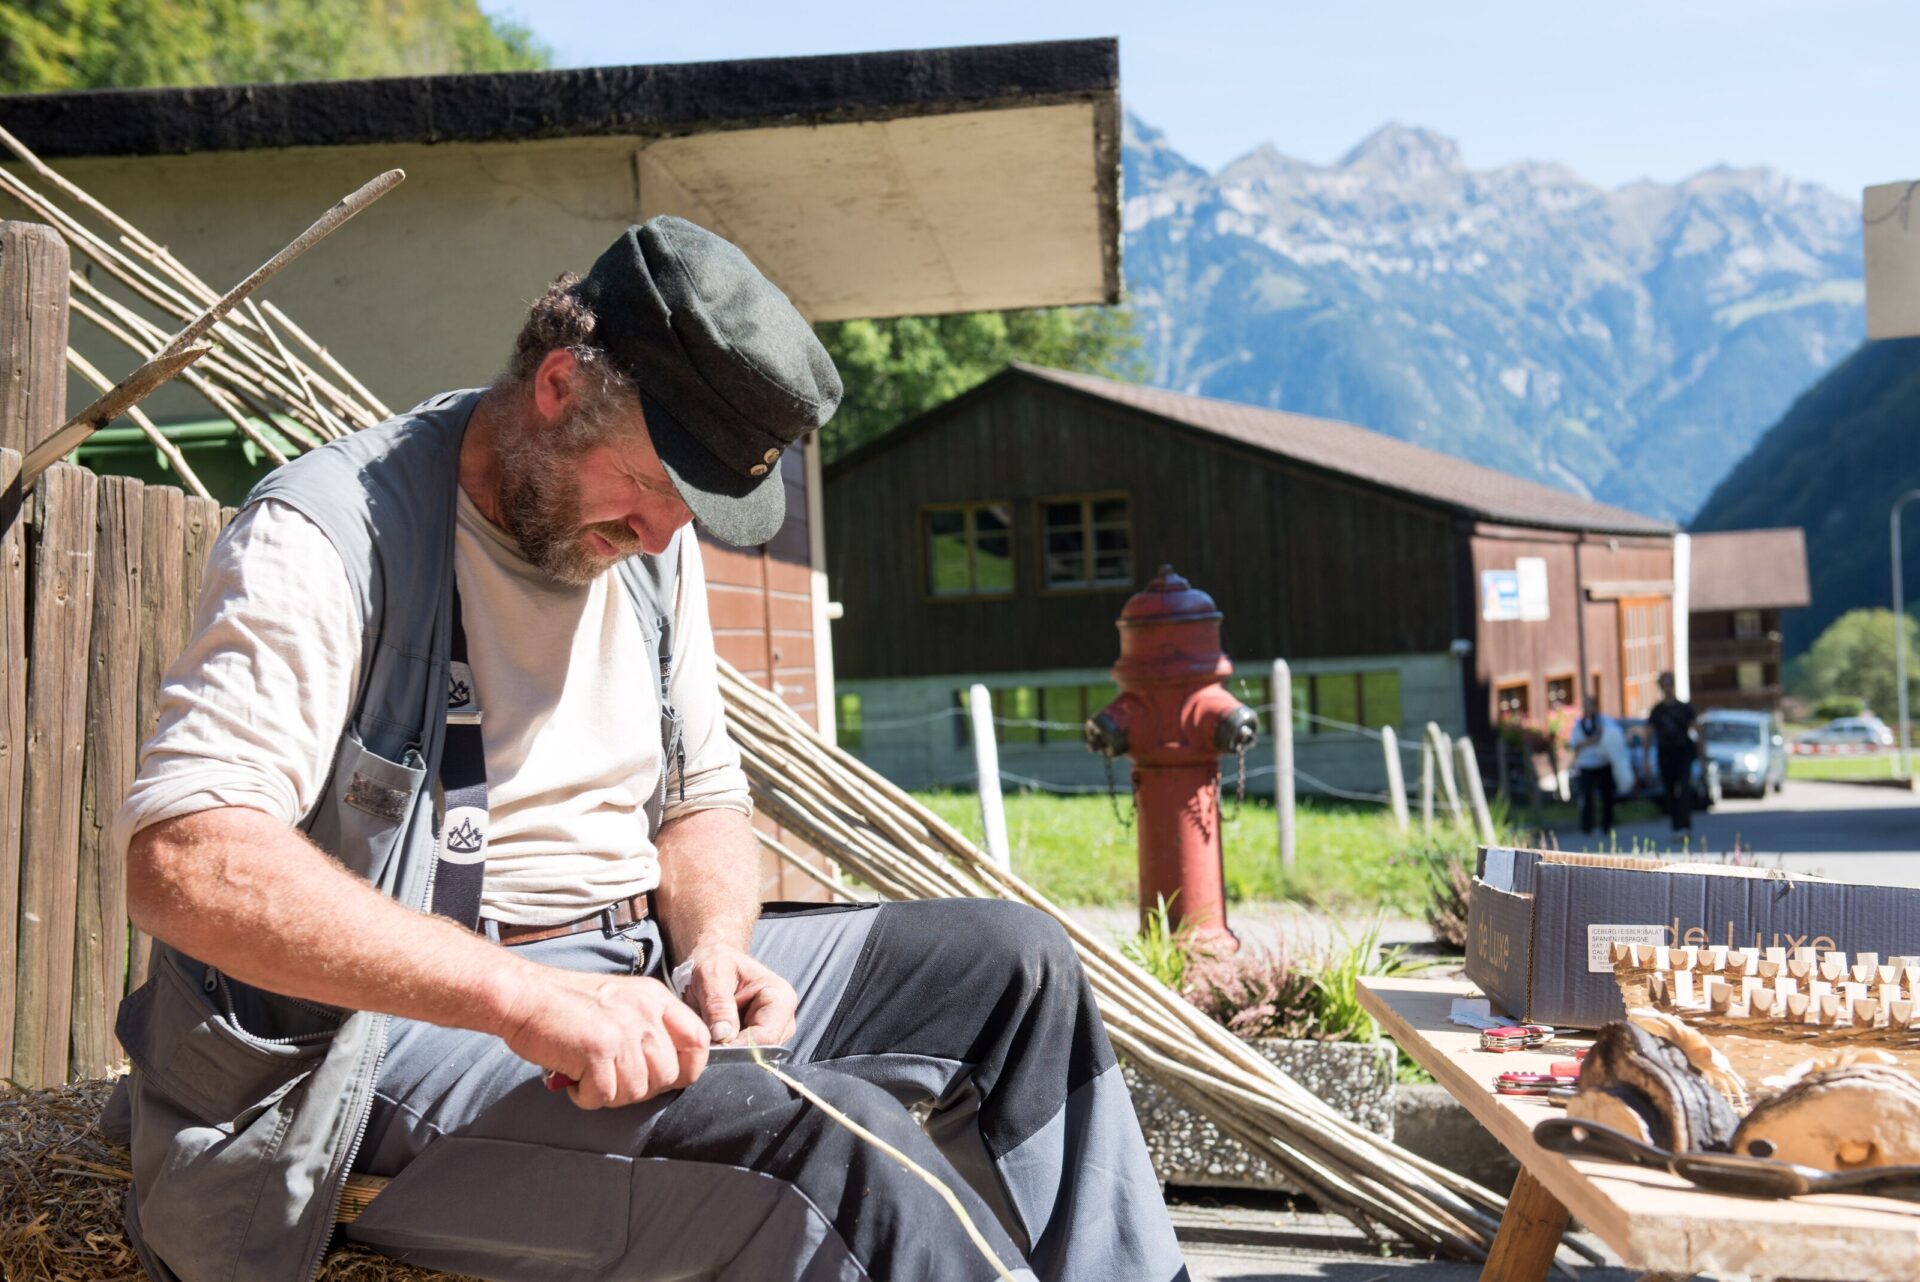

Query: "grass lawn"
(1787, 753), (1908, 783)
(912, 789), (1484, 913)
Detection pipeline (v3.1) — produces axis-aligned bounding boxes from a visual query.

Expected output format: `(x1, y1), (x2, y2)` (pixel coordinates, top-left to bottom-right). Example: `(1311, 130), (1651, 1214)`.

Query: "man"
(1568, 695), (1620, 835)
(1647, 672), (1700, 833)
(107, 218), (1187, 1282)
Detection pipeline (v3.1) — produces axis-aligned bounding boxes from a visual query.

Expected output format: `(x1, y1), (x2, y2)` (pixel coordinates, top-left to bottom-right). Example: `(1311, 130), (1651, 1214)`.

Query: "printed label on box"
(1587, 923), (1667, 972)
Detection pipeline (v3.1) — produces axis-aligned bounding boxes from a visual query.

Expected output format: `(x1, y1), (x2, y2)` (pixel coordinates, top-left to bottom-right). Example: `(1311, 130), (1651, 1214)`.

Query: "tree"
(816, 305), (1144, 462)
(0, 0), (546, 94)
(1791, 608), (1920, 720)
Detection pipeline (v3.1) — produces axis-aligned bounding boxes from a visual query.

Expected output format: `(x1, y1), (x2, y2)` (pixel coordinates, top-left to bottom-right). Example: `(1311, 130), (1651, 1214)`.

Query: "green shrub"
(1117, 895), (1193, 991)
(1813, 694), (1867, 721)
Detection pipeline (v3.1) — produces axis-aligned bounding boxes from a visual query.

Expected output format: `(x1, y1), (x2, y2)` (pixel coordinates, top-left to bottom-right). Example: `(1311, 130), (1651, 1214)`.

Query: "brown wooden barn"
(1685, 528), (1810, 713)
(824, 364), (1677, 794)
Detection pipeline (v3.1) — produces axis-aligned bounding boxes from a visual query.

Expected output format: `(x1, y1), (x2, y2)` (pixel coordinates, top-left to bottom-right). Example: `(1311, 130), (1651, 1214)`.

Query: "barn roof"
(836, 363), (1674, 537)
(1687, 528), (1811, 612)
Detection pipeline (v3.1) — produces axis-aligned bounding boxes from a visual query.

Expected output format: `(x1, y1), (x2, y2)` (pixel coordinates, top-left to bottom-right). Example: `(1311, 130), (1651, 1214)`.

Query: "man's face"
(496, 386), (694, 585)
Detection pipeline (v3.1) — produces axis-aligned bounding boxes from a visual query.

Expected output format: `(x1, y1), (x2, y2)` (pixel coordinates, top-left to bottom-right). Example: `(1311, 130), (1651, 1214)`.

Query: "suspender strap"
(431, 582), (488, 927)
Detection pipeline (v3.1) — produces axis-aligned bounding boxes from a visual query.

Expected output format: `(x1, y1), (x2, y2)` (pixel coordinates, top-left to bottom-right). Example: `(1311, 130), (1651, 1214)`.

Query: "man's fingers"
(692, 959), (742, 1042)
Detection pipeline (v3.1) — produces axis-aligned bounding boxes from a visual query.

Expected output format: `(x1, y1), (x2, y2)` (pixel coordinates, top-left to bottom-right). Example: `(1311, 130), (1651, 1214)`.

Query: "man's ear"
(530, 349), (579, 427)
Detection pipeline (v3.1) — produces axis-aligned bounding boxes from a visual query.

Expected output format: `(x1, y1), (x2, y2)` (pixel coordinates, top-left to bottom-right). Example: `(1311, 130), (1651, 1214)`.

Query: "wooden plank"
(1359, 975), (1920, 1281)
(0, 447), (25, 1073)
(13, 462), (97, 1086)
(180, 495), (222, 648)
(129, 483), (186, 995)
(0, 221), (70, 455)
(1477, 1167), (1568, 1282)
(72, 474), (142, 1076)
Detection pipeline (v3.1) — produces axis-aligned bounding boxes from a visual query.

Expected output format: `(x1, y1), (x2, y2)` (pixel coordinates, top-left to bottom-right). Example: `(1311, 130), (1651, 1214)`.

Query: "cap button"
(763, 448), (782, 463)
(749, 463), (769, 477)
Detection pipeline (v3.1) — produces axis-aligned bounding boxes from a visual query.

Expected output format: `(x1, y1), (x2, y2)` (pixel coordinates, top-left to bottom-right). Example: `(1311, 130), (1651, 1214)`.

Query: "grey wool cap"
(578, 216), (842, 547)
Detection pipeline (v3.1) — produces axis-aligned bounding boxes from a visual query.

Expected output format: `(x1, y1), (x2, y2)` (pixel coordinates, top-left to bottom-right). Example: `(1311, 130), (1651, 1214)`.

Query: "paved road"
(1545, 777), (1920, 885)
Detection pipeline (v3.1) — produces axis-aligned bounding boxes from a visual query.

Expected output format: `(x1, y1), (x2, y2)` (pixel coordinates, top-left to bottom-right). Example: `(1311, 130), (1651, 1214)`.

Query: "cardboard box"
(1464, 847), (1920, 1029)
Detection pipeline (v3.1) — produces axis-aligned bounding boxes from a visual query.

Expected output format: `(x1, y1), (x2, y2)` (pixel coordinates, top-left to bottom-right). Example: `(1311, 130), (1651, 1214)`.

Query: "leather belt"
(485, 893), (652, 947)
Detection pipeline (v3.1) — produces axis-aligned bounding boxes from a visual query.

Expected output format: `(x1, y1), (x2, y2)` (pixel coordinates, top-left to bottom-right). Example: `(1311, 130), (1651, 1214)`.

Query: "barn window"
(1301, 670), (1404, 734)
(1495, 680), (1530, 721)
(922, 502), (1014, 597)
(1734, 609), (1764, 640)
(1040, 494), (1133, 590)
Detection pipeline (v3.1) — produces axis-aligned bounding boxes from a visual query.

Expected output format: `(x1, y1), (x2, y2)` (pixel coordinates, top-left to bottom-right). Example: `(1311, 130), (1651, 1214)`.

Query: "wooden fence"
(2, 442), (229, 1086)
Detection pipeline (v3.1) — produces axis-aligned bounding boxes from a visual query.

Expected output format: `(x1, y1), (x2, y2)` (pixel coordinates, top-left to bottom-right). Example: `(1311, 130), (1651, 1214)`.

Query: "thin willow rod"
(733, 731), (978, 899)
(64, 349), (212, 500)
(263, 300), (391, 421)
(69, 296), (292, 468)
(245, 298), (347, 440)
(753, 830), (865, 903)
(1097, 999), (1458, 1205)
(749, 780), (959, 904)
(3, 165), (358, 429)
(67, 273), (337, 454)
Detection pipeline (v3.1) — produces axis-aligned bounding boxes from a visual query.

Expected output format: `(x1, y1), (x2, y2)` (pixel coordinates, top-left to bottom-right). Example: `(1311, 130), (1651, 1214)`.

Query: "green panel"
(974, 503), (1014, 594)
(834, 692), (864, 749)
(1314, 673), (1360, 732)
(1360, 670), (1403, 730)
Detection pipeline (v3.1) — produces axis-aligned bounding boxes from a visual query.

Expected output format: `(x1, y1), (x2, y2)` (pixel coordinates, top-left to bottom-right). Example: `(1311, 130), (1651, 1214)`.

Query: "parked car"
(1795, 715), (1894, 748)
(1699, 709), (1787, 798)
(1618, 718), (1720, 811)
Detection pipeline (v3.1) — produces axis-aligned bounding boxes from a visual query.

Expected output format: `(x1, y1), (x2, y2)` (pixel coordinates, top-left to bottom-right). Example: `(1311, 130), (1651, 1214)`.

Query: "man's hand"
(498, 967), (711, 1109)
(682, 940), (798, 1047)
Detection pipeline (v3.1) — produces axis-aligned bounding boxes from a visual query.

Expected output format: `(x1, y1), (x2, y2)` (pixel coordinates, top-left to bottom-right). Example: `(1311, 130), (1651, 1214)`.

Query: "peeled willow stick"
(21, 344), (212, 490)
(58, 348), (214, 499)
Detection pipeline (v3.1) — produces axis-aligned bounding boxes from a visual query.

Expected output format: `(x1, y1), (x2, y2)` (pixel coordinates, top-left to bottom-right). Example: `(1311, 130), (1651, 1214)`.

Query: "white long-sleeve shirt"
(113, 493), (752, 926)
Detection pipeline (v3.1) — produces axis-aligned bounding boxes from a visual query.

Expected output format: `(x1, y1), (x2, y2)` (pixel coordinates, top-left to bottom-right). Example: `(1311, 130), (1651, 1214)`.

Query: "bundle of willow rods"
(719, 661), (1575, 1262)
(0, 125), (392, 496)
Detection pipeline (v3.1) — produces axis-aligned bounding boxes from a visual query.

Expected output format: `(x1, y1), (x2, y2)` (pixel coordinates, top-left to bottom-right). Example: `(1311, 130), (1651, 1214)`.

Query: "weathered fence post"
(1419, 738), (1435, 830)
(1271, 659), (1295, 871)
(1426, 721), (1463, 824)
(1381, 724), (1409, 832)
(2, 221), (71, 1084)
(15, 462), (97, 1086)
(967, 683), (1010, 870)
(74, 474), (143, 1077)
(1455, 736), (1497, 847)
(130, 484), (186, 993)
(0, 447), (23, 1080)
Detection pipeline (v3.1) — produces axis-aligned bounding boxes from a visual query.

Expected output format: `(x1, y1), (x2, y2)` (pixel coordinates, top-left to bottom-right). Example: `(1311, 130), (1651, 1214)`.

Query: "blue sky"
(484, 1), (1914, 200)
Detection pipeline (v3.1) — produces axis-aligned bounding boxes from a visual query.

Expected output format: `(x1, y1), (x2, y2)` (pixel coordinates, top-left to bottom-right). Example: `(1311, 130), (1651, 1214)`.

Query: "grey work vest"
(109, 390), (684, 1282)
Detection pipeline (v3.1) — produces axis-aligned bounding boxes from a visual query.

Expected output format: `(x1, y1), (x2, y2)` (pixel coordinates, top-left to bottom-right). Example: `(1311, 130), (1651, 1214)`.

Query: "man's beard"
(494, 411), (647, 586)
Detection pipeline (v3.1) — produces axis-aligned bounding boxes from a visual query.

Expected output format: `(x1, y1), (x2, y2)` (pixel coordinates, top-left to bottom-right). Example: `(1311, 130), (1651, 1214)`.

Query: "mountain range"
(1121, 115), (1866, 520)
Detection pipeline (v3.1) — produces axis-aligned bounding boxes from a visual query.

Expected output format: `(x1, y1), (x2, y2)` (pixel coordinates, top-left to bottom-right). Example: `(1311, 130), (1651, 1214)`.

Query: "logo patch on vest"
(448, 661), (478, 709)
(440, 804), (489, 864)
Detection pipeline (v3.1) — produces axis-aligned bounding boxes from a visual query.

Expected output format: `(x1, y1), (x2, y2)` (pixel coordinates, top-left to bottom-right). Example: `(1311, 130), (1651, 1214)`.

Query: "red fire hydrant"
(1084, 566), (1259, 950)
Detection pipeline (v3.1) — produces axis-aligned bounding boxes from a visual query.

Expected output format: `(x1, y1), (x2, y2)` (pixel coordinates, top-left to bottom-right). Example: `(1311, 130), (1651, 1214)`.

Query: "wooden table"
(1359, 975), (1920, 1282)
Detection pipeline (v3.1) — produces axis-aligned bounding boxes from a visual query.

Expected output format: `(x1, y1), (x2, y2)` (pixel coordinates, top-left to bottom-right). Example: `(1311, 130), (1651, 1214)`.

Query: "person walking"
(1647, 672), (1701, 833)
(1569, 696), (1620, 835)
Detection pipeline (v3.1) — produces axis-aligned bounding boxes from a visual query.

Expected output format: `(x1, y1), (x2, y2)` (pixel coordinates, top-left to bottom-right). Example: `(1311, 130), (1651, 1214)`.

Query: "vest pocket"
(311, 730), (427, 888)
(117, 952), (327, 1134)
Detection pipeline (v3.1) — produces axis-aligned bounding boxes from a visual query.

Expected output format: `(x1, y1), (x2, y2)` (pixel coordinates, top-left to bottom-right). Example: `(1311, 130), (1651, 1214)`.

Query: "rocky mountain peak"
(1336, 122), (1466, 179)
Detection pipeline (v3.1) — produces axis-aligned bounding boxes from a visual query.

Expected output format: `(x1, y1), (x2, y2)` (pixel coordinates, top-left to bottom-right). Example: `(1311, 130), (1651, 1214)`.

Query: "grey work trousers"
(341, 898), (1189, 1281)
